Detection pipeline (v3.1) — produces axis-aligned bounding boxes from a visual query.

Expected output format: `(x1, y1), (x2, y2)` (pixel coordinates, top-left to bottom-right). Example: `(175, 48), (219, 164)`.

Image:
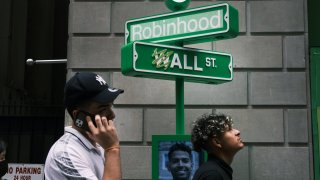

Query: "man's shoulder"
(46, 131), (87, 159)
(193, 168), (224, 180)
(44, 132), (91, 176)
(200, 159), (221, 169)
(44, 127), (104, 180)
(192, 160), (226, 179)
(56, 131), (79, 148)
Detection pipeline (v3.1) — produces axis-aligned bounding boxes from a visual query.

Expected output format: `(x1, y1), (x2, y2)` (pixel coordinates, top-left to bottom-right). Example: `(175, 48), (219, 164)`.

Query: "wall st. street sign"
(121, 41), (233, 84)
(125, 3), (238, 45)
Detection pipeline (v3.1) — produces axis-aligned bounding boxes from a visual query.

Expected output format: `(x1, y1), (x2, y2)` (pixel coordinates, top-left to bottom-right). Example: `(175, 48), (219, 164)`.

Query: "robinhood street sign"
(121, 41), (233, 84)
(121, 1), (239, 137)
(125, 3), (238, 45)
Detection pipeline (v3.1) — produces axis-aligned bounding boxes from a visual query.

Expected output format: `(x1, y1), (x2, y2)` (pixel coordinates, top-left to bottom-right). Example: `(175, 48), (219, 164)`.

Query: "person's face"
(219, 128), (244, 154)
(167, 150), (192, 180)
(0, 150), (6, 162)
(77, 102), (115, 120)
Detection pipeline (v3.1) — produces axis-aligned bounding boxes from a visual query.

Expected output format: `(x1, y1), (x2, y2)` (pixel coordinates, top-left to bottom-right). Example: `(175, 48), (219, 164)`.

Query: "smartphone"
(75, 111), (97, 132)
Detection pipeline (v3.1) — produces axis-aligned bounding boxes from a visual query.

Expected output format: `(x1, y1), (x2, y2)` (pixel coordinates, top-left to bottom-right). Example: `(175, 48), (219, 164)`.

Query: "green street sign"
(125, 2), (238, 45)
(121, 41), (233, 84)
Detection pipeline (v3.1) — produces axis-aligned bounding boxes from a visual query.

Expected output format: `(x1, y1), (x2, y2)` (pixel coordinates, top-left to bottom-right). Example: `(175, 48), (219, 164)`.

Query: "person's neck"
(210, 151), (235, 165)
(71, 125), (97, 147)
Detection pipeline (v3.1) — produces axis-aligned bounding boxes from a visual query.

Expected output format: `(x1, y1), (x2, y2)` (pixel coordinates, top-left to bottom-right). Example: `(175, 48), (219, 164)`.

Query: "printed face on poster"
(152, 135), (206, 180)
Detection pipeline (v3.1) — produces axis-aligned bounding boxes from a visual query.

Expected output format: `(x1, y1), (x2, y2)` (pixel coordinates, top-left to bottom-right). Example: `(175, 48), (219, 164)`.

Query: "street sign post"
(122, 1), (238, 139)
(125, 2), (238, 45)
(122, 41), (233, 84)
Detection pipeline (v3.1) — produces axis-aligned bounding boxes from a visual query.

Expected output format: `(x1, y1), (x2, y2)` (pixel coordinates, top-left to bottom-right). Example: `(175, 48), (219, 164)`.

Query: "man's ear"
(211, 138), (222, 148)
(72, 109), (79, 120)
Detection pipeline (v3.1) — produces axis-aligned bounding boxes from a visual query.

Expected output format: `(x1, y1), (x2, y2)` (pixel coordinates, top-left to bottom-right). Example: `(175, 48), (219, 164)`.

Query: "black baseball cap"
(64, 72), (124, 108)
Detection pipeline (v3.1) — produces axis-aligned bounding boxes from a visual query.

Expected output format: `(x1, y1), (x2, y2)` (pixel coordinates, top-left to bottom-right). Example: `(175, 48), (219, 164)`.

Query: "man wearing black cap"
(44, 72), (124, 180)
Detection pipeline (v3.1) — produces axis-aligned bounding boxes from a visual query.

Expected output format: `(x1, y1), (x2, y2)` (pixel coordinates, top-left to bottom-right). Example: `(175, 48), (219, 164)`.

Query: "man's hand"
(86, 115), (119, 149)
(86, 115), (122, 180)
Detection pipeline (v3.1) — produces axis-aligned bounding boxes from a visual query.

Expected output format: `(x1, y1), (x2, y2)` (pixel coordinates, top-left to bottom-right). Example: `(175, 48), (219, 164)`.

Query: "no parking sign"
(2, 164), (44, 180)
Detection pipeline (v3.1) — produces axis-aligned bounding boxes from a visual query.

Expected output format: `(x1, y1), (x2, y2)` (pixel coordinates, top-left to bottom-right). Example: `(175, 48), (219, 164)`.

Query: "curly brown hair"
(191, 113), (233, 152)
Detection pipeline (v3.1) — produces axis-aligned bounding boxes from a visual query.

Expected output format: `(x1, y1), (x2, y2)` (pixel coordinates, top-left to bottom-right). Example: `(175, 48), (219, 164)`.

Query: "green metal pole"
(311, 48), (320, 180)
(170, 32), (185, 135)
(176, 77), (185, 134)
(164, 0), (188, 135)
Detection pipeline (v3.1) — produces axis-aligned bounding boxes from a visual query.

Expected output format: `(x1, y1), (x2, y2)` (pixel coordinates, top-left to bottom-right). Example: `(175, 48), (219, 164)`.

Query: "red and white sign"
(2, 163), (44, 180)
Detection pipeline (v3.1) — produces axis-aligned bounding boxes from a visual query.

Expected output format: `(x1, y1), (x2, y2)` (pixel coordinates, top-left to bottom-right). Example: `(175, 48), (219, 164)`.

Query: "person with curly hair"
(191, 112), (244, 180)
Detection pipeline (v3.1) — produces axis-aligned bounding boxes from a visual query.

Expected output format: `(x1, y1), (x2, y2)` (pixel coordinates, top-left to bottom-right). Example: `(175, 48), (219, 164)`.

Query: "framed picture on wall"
(152, 135), (206, 180)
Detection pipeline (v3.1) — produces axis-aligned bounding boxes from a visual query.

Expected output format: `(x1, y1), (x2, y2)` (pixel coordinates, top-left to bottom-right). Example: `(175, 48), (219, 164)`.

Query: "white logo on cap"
(96, 75), (106, 85)
(108, 88), (118, 92)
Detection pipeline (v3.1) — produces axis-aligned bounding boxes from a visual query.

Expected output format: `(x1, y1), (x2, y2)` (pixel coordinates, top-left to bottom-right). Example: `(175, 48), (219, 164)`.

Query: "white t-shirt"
(44, 127), (105, 180)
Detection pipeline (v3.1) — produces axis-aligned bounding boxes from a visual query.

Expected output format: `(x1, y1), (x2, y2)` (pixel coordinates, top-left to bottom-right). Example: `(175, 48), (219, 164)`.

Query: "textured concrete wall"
(68, 0), (311, 179)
